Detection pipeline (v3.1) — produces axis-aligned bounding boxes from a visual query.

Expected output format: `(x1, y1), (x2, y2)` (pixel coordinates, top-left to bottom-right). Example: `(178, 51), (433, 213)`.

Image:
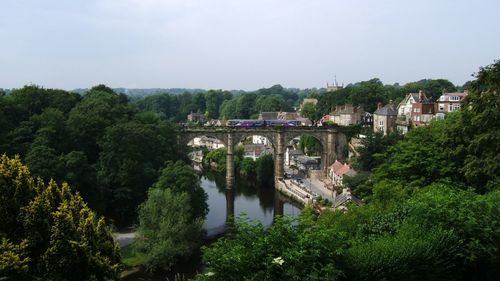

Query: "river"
(122, 170), (302, 280)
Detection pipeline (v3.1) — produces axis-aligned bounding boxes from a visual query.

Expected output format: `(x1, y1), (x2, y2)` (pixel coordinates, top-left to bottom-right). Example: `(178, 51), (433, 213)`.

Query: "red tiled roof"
(330, 160), (356, 177)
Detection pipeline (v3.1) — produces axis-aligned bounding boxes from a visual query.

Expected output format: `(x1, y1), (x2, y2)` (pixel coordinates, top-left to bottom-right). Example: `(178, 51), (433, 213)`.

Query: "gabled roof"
(278, 111), (299, 120)
(330, 160), (344, 173)
(258, 112), (279, 120)
(374, 103), (397, 116)
(330, 104), (364, 115)
(330, 160), (357, 177)
(333, 190), (363, 208)
(438, 92), (468, 102)
(400, 91), (431, 105)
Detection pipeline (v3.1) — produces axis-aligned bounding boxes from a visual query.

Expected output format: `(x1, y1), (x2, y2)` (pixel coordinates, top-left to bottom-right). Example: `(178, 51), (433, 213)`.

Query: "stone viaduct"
(180, 126), (346, 188)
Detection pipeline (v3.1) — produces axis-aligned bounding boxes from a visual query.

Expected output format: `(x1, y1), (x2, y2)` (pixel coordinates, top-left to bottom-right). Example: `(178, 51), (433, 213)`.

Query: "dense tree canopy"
(135, 188), (204, 271)
(0, 155), (121, 280)
(194, 61), (500, 281)
(153, 161), (208, 219)
(97, 119), (186, 224)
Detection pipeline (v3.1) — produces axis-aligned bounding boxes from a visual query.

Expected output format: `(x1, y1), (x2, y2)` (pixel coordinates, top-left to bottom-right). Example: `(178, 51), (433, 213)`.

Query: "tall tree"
(135, 188), (204, 271)
(153, 161), (208, 219)
(97, 119), (185, 224)
(0, 155), (121, 280)
(67, 86), (134, 163)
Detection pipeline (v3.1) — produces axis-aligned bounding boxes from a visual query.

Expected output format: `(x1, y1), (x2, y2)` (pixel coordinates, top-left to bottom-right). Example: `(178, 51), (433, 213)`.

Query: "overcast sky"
(1, 0), (499, 90)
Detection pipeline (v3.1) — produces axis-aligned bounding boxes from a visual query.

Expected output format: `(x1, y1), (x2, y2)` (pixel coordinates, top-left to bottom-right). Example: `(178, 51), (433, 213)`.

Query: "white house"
(252, 135), (269, 146)
(435, 91), (468, 119)
(329, 160), (357, 187)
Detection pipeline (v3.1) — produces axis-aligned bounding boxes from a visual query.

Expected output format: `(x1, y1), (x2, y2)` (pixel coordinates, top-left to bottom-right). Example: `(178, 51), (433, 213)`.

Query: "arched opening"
(185, 135), (226, 170)
(235, 134), (276, 188)
(236, 134), (275, 161)
(284, 133), (326, 180)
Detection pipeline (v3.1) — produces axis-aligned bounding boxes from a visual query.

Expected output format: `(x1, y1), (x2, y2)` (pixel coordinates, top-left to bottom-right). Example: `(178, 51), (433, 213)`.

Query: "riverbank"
(116, 170), (302, 280)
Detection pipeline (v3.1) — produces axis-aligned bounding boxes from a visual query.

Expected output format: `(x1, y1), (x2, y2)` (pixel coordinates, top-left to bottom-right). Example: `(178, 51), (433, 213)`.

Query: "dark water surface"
(123, 171), (301, 280)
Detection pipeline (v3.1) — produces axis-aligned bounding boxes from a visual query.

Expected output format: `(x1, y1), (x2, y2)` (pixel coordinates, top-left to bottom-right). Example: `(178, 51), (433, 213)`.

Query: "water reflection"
(201, 172), (301, 237)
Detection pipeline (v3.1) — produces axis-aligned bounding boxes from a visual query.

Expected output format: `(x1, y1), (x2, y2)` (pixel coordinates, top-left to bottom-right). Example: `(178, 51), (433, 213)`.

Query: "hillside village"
(186, 87), (468, 209)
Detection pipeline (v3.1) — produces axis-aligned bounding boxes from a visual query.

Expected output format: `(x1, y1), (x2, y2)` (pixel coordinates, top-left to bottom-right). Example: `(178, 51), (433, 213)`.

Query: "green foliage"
(24, 143), (63, 182)
(457, 60), (500, 192)
(337, 124), (362, 141)
(205, 90), (232, 119)
(204, 148), (227, 173)
(0, 239), (30, 280)
(0, 155), (37, 238)
(256, 154), (274, 186)
(67, 87), (134, 163)
(345, 223), (459, 281)
(371, 62), (500, 193)
(196, 186), (499, 281)
(298, 135), (321, 156)
(316, 78), (457, 117)
(0, 155), (121, 281)
(153, 161), (208, 219)
(402, 79), (457, 101)
(135, 188), (204, 271)
(238, 157), (256, 177)
(342, 172), (371, 199)
(300, 102), (320, 121)
(253, 95), (292, 116)
(97, 120), (185, 224)
(352, 130), (402, 172)
(194, 214), (345, 281)
(404, 185), (500, 279)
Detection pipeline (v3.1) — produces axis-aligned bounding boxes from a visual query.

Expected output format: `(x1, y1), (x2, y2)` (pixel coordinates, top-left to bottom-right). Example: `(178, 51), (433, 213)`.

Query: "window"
(439, 104), (444, 111)
(379, 120), (384, 126)
(450, 96), (460, 101)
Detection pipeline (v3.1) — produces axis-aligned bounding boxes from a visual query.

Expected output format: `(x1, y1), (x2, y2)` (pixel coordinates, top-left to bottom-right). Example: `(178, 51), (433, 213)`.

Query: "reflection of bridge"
(180, 127), (346, 188)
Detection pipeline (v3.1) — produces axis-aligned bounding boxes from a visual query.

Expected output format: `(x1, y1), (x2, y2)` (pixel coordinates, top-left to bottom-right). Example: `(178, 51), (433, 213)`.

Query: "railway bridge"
(180, 126), (346, 188)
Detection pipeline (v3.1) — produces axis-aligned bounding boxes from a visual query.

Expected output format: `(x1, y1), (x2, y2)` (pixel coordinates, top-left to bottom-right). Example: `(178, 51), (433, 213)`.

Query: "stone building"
(373, 102), (397, 135)
(322, 104), (365, 126)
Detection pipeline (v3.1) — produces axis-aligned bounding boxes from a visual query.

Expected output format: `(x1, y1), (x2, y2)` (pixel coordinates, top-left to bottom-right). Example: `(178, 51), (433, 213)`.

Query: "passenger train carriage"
(227, 119), (300, 127)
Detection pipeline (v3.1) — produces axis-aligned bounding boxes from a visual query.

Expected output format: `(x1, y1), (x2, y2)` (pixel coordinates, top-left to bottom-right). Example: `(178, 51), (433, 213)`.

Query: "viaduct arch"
(180, 127), (345, 188)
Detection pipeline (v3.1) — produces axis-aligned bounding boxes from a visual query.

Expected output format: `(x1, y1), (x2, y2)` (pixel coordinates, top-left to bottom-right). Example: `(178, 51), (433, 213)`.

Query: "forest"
(0, 61), (498, 280)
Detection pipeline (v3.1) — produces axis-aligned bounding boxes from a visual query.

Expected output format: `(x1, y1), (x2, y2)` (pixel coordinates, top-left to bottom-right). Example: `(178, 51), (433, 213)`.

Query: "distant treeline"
(0, 77), (467, 225)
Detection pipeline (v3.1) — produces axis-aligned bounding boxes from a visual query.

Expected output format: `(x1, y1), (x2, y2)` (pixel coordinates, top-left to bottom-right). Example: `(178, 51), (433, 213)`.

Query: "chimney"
(419, 90), (424, 101)
(342, 187), (351, 195)
(377, 102), (383, 110)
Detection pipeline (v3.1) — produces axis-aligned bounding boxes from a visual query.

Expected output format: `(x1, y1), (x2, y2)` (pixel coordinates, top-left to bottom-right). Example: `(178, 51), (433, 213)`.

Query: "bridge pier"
(181, 127), (343, 188)
(273, 190), (284, 217)
(225, 188), (235, 224)
(274, 131), (285, 181)
(325, 130), (336, 176)
(226, 133), (235, 189)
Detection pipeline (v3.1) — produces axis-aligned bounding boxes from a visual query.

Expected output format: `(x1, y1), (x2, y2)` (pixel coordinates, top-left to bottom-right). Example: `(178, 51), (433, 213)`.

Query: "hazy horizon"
(1, 0), (499, 91)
